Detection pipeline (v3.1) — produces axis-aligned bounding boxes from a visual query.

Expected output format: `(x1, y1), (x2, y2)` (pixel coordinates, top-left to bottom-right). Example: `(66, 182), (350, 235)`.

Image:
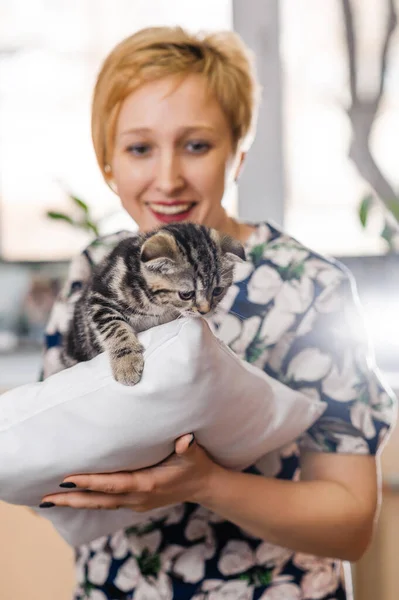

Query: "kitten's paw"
(111, 351), (144, 386)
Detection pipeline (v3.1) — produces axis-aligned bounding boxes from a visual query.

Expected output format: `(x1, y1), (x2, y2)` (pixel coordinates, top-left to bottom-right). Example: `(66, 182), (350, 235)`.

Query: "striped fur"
(62, 223), (245, 385)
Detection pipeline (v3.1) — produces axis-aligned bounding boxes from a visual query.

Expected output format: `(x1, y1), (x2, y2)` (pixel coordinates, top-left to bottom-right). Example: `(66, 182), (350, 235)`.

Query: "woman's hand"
(39, 434), (222, 511)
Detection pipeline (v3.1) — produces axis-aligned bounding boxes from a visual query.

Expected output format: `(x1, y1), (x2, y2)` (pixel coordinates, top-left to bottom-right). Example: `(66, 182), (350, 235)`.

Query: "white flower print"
(218, 541), (255, 576)
(160, 544), (185, 572)
(75, 545), (90, 585)
(314, 283), (342, 314)
(185, 507), (216, 559)
(174, 543), (207, 583)
(295, 308), (316, 337)
(207, 580), (253, 600)
(376, 390), (397, 424)
(287, 348), (332, 382)
(258, 277), (314, 346)
(114, 557), (141, 592)
(88, 590), (108, 600)
(255, 542), (293, 577)
(335, 434), (369, 454)
(245, 223), (272, 251)
(109, 530), (129, 559)
(164, 504), (186, 525)
(264, 243), (309, 268)
(215, 313), (242, 347)
(134, 572), (173, 600)
(301, 564), (340, 599)
(350, 401), (376, 439)
(202, 580), (223, 592)
(267, 332), (296, 373)
(87, 551), (112, 586)
(304, 258), (340, 288)
(231, 315), (262, 358)
(255, 542), (293, 567)
(128, 529), (162, 557)
(293, 554), (331, 571)
(210, 284), (240, 331)
(276, 277), (314, 315)
(260, 306), (296, 346)
(248, 265), (283, 305)
(234, 261), (255, 283)
(45, 299), (75, 335)
(88, 536), (108, 552)
(297, 387), (322, 403)
(321, 353), (359, 402)
(259, 582), (302, 599)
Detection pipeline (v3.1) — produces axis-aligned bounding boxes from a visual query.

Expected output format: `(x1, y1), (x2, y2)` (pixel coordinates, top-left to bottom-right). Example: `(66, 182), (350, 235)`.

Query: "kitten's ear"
(141, 232), (179, 273)
(210, 229), (246, 263)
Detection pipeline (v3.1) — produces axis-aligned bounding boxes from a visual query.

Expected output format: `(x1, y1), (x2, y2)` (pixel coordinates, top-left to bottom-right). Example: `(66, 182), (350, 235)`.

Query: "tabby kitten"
(61, 223), (245, 385)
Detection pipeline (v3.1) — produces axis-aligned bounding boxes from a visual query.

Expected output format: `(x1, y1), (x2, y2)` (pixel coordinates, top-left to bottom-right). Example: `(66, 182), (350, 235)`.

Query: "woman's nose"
(155, 152), (185, 196)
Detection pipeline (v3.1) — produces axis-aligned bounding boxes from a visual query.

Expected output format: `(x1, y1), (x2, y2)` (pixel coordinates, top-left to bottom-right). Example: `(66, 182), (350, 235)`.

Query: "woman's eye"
(186, 141), (211, 154)
(179, 290), (195, 301)
(126, 144), (151, 156)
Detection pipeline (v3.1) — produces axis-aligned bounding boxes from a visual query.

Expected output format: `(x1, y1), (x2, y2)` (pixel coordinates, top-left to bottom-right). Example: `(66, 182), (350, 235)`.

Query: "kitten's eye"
(179, 290), (195, 301)
(213, 287), (224, 297)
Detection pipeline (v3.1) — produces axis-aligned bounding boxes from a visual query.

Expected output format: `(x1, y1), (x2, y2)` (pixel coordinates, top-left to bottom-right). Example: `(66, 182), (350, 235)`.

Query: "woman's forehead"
(116, 74), (230, 137)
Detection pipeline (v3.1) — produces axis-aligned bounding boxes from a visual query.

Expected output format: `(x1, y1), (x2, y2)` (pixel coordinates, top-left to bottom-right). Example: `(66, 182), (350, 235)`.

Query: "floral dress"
(43, 222), (396, 600)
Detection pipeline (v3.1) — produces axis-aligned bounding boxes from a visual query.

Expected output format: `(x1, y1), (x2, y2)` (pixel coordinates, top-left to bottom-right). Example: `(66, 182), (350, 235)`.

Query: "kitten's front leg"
(95, 316), (144, 386)
(109, 325), (145, 386)
(89, 296), (145, 385)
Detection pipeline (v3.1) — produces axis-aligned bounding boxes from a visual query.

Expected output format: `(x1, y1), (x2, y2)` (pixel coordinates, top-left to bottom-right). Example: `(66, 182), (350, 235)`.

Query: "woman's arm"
(199, 449), (378, 561)
(40, 435), (378, 561)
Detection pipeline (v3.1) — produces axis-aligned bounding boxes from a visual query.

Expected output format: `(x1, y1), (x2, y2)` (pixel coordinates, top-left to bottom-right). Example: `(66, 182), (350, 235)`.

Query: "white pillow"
(0, 318), (326, 547)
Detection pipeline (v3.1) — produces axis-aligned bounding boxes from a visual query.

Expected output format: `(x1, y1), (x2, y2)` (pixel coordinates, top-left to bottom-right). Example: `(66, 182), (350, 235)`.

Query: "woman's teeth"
(148, 203), (194, 215)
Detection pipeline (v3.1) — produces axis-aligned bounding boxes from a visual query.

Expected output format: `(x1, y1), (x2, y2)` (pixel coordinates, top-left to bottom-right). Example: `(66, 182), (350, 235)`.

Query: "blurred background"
(0, 1), (398, 598)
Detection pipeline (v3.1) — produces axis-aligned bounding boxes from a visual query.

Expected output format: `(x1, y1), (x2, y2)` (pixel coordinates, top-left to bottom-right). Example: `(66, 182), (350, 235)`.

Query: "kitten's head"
(140, 223), (245, 317)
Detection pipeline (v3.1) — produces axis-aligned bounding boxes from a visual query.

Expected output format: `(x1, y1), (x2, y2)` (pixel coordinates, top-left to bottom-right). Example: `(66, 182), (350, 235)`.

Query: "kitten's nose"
(197, 302), (211, 315)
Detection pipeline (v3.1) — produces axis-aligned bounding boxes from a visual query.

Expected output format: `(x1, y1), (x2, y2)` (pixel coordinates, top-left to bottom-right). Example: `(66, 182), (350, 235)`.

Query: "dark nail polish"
(39, 502), (55, 508)
(59, 482), (77, 488)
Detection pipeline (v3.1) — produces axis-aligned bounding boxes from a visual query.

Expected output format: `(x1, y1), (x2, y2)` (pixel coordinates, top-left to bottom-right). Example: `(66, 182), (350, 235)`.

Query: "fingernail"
(189, 433), (195, 447)
(39, 502), (55, 508)
(59, 482), (77, 488)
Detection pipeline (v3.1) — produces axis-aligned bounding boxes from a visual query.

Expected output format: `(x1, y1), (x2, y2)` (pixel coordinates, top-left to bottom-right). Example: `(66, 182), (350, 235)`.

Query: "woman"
(41, 26), (395, 599)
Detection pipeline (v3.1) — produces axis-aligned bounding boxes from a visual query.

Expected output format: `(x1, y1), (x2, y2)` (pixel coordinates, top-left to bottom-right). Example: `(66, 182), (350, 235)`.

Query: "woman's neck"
(217, 215), (256, 244)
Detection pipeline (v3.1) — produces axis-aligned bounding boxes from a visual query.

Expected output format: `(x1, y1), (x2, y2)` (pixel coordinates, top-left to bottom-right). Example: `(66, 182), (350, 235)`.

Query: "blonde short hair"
(91, 26), (260, 179)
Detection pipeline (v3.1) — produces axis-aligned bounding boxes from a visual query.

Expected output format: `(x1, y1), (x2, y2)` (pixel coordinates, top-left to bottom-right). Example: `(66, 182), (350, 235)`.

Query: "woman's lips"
(146, 202), (196, 223)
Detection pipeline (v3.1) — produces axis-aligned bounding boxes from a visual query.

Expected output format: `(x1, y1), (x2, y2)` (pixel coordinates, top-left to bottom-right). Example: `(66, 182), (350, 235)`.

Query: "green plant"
(358, 194), (399, 252)
(46, 191), (100, 237)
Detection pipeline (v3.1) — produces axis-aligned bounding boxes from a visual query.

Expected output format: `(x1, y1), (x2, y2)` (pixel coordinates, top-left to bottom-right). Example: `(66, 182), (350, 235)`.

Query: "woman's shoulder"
(245, 221), (351, 288)
(83, 229), (137, 267)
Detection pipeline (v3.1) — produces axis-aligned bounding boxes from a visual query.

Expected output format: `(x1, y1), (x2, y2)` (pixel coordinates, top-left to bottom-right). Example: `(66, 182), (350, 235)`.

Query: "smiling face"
(110, 74), (240, 234)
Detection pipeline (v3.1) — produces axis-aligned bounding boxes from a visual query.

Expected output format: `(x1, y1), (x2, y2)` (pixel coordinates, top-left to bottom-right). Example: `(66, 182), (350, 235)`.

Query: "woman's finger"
(39, 491), (133, 510)
(60, 470), (155, 494)
(174, 433), (195, 455)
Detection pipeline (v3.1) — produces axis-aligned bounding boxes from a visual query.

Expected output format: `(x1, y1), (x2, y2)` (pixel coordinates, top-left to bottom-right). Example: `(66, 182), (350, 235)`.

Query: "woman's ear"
(104, 164), (118, 194)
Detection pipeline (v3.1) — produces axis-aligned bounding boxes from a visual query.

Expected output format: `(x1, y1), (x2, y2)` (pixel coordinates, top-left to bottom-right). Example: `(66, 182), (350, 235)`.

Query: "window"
(0, 0), (233, 261)
(281, 0), (399, 256)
